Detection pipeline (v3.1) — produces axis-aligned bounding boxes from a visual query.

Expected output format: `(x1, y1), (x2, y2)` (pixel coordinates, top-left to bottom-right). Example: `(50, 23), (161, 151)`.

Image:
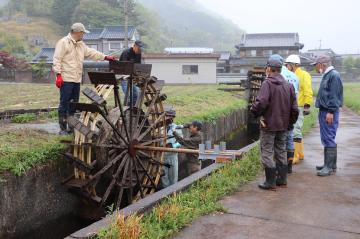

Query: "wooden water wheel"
(63, 61), (169, 209)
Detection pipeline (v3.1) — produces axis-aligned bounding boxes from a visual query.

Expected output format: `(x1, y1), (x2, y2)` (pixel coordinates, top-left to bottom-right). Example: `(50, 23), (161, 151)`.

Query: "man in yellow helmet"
(284, 55), (313, 164)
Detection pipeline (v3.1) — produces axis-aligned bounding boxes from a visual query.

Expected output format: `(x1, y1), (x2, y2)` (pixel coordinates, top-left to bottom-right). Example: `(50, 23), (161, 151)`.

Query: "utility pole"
(124, 0), (128, 49)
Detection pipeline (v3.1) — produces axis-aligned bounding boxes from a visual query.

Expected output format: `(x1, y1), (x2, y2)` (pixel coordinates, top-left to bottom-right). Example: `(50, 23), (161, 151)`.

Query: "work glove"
(303, 104), (311, 116)
(55, 74), (64, 88)
(104, 56), (116, 61)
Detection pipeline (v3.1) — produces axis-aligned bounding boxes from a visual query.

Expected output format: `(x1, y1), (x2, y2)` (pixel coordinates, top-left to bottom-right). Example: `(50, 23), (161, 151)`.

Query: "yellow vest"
(295, 68), (313, 106)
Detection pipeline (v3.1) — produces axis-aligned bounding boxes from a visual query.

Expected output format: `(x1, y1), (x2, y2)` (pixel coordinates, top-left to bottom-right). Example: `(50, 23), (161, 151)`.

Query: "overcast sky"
(197, 0), (359, 54)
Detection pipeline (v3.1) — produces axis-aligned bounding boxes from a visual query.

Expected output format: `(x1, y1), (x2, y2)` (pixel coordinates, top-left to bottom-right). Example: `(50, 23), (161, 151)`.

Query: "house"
(143, 49), (220, 84)
(231, 33), (304, 74)
(83, 26), (140, 55)
(305, 48), (342, 68)
(216, 51), (231, 73)
(32, 48), (55, 64)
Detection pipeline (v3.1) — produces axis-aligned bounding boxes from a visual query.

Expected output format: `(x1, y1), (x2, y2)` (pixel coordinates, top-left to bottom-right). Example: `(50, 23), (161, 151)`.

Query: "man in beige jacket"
(53, 23), (116, 135)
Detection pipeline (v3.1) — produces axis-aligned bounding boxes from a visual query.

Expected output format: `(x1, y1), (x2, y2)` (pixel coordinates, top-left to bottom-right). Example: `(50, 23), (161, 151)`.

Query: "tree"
(23, 0), (54, 17)
(343, 56), (355, 73)
(51, 0), (80, 27)
(72, 0), (121, 28)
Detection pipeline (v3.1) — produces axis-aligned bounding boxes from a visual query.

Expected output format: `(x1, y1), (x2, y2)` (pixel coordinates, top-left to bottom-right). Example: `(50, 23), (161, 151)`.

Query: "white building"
(143, 53), (220, 84)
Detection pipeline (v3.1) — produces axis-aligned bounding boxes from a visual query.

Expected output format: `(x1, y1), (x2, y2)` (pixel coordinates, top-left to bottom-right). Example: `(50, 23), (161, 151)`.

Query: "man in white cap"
(284, 55), (313, 164)
(53, 23), (116, 135)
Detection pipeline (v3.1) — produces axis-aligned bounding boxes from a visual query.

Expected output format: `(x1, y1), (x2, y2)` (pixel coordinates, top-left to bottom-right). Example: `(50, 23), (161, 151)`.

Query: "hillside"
(139, 0), (245, 51)
(0, 0), (244, 56)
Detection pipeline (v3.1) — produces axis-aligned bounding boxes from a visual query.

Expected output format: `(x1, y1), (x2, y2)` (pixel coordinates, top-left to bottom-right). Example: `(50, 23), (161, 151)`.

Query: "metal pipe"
(83, 61), (109, 69)
(134, 145), (243, 157)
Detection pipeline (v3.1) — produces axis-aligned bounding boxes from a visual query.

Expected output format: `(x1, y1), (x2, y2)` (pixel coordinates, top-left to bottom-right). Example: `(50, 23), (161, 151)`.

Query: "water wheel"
(63, 61), (169, 209)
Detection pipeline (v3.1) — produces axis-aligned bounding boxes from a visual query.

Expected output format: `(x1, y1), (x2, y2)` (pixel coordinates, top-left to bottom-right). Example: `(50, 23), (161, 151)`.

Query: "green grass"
(302, 106), (319, 135)
(0, 84), (245, 124)
(0, 128), (70, 176)
(0, 84), (245, 175)
(11, 113), (37, 123)
(11, 111), (58, 123)
(97, 146), (261, 239)
(343, 83), (360, 114)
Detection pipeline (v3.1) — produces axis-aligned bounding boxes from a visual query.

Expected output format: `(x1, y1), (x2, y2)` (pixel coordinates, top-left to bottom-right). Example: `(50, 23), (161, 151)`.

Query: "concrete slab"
(174, 108), (360, 239)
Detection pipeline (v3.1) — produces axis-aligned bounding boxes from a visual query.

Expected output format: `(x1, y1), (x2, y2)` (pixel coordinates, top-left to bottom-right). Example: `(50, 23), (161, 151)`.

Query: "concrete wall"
(144, 58), (218, 84)
(0, 159), (81, 238)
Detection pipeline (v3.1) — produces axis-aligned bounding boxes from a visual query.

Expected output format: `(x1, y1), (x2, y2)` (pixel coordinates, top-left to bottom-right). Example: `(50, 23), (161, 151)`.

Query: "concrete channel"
(0, 107), (259, 238)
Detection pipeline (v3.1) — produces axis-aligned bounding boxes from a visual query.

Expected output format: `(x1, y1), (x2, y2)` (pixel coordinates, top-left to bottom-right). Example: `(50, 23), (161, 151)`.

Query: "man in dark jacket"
(251, 54), (299, 191)
(173, 121), (203, 175)
(312, 55), (343, 177)
(119, 40), (144, 105)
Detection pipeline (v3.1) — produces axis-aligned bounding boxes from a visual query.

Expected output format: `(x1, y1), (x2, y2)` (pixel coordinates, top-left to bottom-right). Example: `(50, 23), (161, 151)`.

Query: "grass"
(0, 83), (246, 123)
(343, 82), (360, 114)
(302, 105), (319, 135)
(97, 146), (261, 239)
(0, 84), (245, 175)
(0, 16), (63, 54)
(0, 128), (70, 176)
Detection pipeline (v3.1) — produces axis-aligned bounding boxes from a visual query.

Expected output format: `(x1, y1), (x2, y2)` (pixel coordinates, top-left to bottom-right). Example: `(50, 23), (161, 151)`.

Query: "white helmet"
(285, 55), (301, 65)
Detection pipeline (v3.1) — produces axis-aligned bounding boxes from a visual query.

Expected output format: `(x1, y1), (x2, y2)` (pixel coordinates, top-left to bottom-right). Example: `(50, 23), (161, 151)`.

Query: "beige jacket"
(53, 33), (106, 83)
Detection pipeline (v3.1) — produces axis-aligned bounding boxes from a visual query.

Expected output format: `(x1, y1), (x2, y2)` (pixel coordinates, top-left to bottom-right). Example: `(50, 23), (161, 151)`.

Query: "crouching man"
(173, 121), (203, 176)
(251, 54), (299, 191)
(53, 23), (116, 135)
(161, 108), (182, 188)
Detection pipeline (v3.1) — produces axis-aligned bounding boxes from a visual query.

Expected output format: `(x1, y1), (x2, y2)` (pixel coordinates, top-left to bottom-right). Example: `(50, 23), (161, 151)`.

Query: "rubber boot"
(293, 140), (301, 164)
(276, 163), (288, 187)
(66, 114), (75, 134)
(316, 146), (337, 172)
(317, 147), (336, 177)
(59, 116), (68, 135)
(258, 168), (276, 191)
(299, 139), (304, 160)
(287, 150), (294, 174)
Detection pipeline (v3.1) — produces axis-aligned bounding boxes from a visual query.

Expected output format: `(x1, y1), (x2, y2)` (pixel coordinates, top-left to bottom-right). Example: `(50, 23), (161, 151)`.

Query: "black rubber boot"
(287, 151), (294, 174)
(317, 147), (336, 177)
(66, 114), (75, 134)
(59, 116), (68, 135)
(258, 167), (276, 191)
(276, 163), (288, 187)
(316, 146), (337, 171)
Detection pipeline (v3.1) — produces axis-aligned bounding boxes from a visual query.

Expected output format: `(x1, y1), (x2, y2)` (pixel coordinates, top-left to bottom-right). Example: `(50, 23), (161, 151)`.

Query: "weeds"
(11, 113), (37, 123)
(97, 146), (261, 239)
(343, 83), (360, 114)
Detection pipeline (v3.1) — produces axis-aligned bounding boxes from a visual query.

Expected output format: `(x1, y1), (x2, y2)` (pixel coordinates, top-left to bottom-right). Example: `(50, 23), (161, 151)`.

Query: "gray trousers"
(260, 130), (288, 168)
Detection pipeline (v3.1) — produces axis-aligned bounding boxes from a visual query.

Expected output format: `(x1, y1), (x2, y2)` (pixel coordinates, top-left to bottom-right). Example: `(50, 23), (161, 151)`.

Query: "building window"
(251, 50), (257, 57)
(109, 42), (121, 50)
(263, 49), (273, 57)
(88, 44), (98, 50)
(279, 49), (289, 55)
(182, 65), (198, 75)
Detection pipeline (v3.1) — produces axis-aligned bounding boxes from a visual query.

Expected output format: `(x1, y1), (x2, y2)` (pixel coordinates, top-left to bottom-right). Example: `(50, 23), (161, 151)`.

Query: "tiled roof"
(237, 33), (304, 49)
(32, 48), (55, 63)
(83, 26), (136, 40)
(230, 57), (268, 66)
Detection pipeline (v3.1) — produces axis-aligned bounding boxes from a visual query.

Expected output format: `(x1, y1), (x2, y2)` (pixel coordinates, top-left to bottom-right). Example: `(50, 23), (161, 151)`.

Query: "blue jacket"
(281, 66), (299, 96)
(315, 67), (343, 113)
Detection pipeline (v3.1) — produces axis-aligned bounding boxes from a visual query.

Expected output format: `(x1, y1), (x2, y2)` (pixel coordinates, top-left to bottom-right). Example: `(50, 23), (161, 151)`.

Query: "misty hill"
(139, 0), (245, 51)
(0, 0), (244, 57)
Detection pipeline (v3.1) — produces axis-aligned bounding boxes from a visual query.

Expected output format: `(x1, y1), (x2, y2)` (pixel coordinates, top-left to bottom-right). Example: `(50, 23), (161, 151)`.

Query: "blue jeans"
(121, 80), (139, 106)
(286, 129), (294, 151)
(319, 110), (339, 148)
(58, 82), (80, 118)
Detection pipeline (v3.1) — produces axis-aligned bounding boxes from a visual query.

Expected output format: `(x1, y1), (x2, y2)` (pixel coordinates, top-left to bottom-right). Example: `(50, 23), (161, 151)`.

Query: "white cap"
(71, 23), (90, 33)
(285, 55), (301, 65)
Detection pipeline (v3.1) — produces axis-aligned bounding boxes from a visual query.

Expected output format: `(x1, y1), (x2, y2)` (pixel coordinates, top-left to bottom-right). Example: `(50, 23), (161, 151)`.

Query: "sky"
(197, 0), (360, 54)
